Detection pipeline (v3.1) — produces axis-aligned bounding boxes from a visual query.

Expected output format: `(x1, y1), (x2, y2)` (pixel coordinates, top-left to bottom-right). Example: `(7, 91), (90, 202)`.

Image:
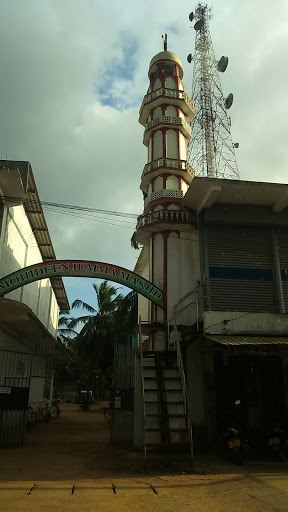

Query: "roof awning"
(204, 334), (288, 354)
(0, 298), (70, 364)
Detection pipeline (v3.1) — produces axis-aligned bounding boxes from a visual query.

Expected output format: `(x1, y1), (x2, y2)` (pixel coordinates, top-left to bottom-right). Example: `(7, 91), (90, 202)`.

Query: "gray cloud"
(0, 0), (287, 305)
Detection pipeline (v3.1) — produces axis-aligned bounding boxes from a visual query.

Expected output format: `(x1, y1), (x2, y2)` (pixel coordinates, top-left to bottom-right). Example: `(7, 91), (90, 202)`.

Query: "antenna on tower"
(186, 2), (239, 179)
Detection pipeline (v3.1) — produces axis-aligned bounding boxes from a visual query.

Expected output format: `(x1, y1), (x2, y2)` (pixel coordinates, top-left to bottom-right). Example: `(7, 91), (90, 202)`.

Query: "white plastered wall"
(137, 260), (150, 324)
(0, 205), (59, 337)
(167, 230), (200, 325)
(153, 233), (164, 323)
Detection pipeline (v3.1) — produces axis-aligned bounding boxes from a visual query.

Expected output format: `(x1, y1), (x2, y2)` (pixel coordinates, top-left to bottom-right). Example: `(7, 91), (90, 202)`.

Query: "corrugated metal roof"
(205, 335), (288, 346)
(0, 161), (69, 311)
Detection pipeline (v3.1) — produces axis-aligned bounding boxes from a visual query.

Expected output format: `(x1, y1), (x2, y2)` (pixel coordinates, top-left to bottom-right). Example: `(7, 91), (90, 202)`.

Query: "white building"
(0, 160), (69, 447)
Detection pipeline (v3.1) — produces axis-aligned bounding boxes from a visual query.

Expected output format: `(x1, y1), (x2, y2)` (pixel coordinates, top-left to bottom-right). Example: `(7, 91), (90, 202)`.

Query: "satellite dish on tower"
(189, 12), (194, 22)
(217, 56), (229, 73)
(187, 53), (193, 64)
(225, 93), (234, 109)
(194, 19), (204, 31)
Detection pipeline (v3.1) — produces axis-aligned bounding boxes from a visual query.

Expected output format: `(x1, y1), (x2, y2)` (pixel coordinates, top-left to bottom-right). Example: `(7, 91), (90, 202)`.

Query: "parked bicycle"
(42, 398), (61, 421)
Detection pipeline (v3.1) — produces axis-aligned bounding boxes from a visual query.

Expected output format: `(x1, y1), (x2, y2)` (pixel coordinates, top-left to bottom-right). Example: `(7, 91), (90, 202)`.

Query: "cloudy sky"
(0, 0), (287, 310)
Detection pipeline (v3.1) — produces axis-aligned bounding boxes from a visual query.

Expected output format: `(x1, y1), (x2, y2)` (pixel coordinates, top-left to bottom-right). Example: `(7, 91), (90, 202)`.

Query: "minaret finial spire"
(161, 33), (168, 51)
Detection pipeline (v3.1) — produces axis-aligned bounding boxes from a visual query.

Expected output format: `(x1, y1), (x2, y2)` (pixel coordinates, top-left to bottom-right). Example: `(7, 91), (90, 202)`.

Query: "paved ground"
(0, 403), (287, 511)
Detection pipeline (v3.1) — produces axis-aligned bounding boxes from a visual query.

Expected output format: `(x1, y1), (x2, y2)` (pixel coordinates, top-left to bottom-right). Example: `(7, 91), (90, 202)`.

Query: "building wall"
(203, 310), (288, 336)
(137, 257), (150, 324)
(0, 329), (53, 407)
(0, 204), (59, 336)
(168, 231), (201, 325)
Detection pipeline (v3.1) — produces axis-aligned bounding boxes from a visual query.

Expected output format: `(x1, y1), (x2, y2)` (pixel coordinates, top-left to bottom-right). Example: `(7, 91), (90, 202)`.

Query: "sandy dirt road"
(0, 403), (287, 512)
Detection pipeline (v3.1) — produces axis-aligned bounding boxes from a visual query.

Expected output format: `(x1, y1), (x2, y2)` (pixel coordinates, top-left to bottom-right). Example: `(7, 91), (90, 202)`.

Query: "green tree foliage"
(56, 282), (138, 395)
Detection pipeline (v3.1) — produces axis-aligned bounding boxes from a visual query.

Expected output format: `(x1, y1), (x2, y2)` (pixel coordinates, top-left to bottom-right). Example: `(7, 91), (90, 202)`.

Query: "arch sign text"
(0, 260), (164, 309)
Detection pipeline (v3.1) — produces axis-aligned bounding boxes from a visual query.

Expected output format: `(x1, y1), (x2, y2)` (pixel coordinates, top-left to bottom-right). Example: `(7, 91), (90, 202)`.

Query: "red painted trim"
(162, 128), (166, 158)
(151, 233), (154, 321)
(177, 127), (181, 160)
(163, 232), (168, 322)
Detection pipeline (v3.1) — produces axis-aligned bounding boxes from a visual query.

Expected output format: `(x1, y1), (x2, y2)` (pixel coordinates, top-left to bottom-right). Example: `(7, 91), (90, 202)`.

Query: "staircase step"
(145, 403), (160, 415)
(146, 442), (190, 449)
(146, 431), (161, 444)
(143, 369), (156, 377)
(146, 413), (186, 418)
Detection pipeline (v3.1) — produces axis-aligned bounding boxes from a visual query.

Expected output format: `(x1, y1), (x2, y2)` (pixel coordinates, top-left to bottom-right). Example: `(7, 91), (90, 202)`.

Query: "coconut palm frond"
(71, 299), (96, 313)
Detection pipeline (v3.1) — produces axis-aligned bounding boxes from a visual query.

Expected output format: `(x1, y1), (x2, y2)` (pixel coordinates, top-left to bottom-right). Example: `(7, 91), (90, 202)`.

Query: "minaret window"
(152, 78), (161, 91)
(179, 132), (187, 160)
(166, 175), (179, 191)
(167, 203), (180, 210)
(154, 176), (163, 192)
(165, 105), (177, 117)
(165, 77), (176, 90)
(153, 130), (163, 160)
(148, 139), (152, 162)
(166, 130), (178, 159)
(178, 82), (184, 91)
(148, 183), (152, 196)
(153, 107), (162, 120)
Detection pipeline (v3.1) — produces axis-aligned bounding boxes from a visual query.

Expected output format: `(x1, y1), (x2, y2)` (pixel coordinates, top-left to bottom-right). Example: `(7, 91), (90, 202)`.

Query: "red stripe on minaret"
(151, 233), (154, 321)
(163, 232), (168, 323)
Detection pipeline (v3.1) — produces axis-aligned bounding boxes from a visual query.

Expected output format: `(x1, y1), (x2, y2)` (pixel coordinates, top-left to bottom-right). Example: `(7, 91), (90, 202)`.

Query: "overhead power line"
(3, 196), (139, 229)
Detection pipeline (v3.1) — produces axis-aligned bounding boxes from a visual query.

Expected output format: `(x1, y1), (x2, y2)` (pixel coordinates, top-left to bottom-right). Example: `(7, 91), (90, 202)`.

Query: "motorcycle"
(223, 400), (249, 465)
(224, 426), (243, 465)
(266, 424), (288, 462)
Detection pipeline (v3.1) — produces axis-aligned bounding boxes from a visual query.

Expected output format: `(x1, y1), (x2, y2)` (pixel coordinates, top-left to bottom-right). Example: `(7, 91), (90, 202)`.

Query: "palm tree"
(68, 281), (123, 390)
(57, 310), (78, 344)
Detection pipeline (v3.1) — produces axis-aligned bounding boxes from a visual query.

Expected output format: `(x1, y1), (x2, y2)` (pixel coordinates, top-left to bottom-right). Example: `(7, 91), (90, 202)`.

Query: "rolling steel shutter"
(276, 229), (288, 312)
(206, 225), (276, 312)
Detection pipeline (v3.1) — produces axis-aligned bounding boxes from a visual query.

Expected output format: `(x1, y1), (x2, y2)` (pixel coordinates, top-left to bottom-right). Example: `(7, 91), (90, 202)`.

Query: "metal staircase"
(140, 345), (193, 469)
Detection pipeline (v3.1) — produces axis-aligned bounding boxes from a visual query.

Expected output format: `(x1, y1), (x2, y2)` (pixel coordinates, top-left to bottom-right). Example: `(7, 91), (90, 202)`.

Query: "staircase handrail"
(175, 329), (194, 469)
(139, 317), (147, 462)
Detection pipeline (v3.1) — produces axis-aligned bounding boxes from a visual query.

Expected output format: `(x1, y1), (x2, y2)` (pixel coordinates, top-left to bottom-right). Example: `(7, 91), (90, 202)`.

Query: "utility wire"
(44, 207), (135, 229)
(25, 198), (139, 219)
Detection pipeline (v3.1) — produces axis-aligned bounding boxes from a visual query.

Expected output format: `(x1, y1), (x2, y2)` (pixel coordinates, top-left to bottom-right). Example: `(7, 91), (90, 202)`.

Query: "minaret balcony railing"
(139, 88), (195, 126)
(142, 158), (195, 178)
(137, 209), (193, 229)
(143, 116), (191, 146)
(144, 189), (184, 207)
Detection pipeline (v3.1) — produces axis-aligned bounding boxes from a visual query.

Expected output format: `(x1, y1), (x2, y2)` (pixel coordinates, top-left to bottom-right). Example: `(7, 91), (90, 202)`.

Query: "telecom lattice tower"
(187, 3), (239, 179)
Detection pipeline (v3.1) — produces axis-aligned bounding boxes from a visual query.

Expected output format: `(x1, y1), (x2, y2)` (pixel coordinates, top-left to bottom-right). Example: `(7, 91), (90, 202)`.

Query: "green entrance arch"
(0, 260), (164, 309)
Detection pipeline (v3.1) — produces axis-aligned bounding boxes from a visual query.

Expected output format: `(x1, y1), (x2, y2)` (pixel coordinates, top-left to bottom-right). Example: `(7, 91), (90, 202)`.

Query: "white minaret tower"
(135, 37), (197, 350)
